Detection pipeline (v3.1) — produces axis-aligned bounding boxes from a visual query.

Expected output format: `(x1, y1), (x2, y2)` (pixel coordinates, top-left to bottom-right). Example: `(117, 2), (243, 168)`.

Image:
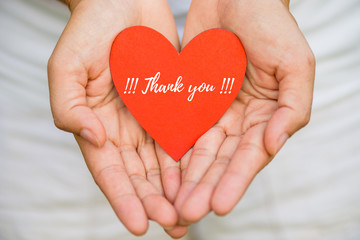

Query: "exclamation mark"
(224, 78), (231, 94)
(128, 78), (135, 94)
(132, 78), (139, 94)
(124, 78), (130, 94)
(220, 78), (226, 94)
(228, 78), (235, 94)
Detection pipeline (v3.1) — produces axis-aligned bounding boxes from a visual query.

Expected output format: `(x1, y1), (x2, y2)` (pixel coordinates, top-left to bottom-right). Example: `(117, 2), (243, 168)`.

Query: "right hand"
(168, 0), (315, 237)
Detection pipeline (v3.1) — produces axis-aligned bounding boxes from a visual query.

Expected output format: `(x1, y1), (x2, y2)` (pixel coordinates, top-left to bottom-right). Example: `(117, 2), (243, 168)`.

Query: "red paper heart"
(110, 26), (246, 161)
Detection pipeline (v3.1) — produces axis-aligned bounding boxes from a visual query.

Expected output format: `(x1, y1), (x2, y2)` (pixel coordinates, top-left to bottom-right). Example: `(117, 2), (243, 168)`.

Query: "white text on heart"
(138, 72), (217, 102)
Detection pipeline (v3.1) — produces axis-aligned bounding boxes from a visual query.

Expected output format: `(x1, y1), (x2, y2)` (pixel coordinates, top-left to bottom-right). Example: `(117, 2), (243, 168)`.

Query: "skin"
(49, 0), (181, 236)
(50, 0), (314, 238)
(167, 0), (315, 238)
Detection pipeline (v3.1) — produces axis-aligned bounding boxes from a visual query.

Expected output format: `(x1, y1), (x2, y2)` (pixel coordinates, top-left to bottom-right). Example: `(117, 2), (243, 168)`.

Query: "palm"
(174, 66), (278, 225)
(49, 0), (181, 235)
(78, 83), (177, 233)
(170, 0), (314, 232)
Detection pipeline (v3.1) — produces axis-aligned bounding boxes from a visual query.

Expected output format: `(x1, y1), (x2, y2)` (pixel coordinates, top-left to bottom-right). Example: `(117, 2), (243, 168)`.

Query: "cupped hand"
(48, 0), (181, 235)
(171, 0), (315, 232)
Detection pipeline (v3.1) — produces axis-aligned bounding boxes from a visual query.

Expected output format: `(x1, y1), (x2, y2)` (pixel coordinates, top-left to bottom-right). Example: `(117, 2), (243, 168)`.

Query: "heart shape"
(110, 26), (246, 161)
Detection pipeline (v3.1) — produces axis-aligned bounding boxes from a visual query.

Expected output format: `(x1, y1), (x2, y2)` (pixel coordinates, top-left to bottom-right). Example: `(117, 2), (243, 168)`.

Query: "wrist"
(62, 0), (137, 14)
(68, 0), (82, 12)
(58, 0), (82, 11)
(281, 0), (290, 8)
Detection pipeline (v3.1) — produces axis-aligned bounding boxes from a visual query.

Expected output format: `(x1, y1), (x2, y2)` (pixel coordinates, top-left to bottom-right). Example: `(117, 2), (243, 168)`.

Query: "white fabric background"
(0, 0), (359, 239)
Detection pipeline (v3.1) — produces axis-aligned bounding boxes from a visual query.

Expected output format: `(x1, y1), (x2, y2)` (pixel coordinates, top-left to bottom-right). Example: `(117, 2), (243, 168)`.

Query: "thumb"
(264, 49), (315, 155)
(48, 53), (106, 148)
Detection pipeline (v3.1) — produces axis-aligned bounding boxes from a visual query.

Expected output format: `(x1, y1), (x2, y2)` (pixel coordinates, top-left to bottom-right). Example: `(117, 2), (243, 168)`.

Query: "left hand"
(167, 0), (315, 235)
(48, 0), (181, 235)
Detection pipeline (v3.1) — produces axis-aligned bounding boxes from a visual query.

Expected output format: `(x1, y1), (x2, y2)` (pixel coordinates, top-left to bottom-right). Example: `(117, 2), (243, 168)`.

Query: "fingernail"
(164, 226), (175, 231)
(277, 133), (289, 153)
(80, 128), (101, 148)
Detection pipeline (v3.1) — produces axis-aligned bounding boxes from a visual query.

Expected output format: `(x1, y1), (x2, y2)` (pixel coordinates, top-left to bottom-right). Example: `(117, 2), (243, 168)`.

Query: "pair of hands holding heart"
(48, 0), (315, 238)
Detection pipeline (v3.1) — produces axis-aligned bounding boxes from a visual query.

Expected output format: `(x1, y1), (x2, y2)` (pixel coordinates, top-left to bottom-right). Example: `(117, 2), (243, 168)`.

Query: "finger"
(265, 47), (315, 155)
(180, 135), (241, 223)
(138, 134), (163, 195)
(164, 225), (189, 239)
(156, 143), (181, 203)
(76, 138), (148, 236)
(180, 147), (193, 181)
(170, 148), (192, 207)
(211, 123), (271, 216)
(48, 54), (106, 148)
(174, 126), (225, 225)
(121, 144), (178, 229)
